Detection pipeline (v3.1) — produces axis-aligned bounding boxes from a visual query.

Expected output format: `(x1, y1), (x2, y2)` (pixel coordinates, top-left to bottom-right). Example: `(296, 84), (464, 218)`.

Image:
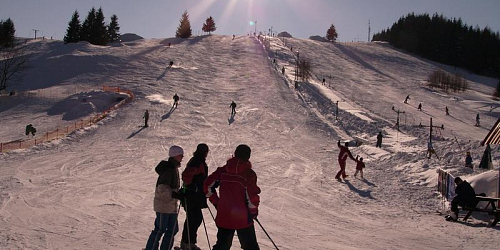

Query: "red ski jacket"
(338, 141), (355, 163)
(204, 157), (260, 229)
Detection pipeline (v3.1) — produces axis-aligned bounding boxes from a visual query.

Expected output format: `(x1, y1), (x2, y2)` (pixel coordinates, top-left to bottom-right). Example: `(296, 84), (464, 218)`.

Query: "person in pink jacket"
(204, 144), (261, 250)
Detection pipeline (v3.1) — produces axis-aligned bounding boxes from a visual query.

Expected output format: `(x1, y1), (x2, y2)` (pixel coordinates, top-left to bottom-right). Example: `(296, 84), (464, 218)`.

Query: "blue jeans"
(145, 212), (179, 250)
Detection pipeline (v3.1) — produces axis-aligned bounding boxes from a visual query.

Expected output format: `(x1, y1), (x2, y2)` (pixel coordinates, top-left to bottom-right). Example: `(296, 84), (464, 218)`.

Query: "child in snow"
(354, 156), (365, 178)
(465, 152), (472, 169)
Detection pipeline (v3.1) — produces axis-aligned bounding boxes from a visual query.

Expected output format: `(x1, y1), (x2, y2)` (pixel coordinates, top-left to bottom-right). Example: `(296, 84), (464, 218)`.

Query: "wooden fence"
(0, 86), (134, 153)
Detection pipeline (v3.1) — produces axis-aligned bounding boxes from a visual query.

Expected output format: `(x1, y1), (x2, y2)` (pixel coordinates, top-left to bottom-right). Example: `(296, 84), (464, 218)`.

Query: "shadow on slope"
(334, 43), (392, 79)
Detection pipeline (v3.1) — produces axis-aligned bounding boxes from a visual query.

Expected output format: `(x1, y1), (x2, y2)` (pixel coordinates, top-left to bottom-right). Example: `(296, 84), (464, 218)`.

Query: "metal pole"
(255, 218), (280, 250)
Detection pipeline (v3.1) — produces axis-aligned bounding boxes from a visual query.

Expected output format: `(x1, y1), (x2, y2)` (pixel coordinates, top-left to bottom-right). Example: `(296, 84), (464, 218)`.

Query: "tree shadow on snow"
(127, 126), (147, 139)
(161, 106), (176, 122)
(334, 43), (392, 79)
(344, 180), (375, 200)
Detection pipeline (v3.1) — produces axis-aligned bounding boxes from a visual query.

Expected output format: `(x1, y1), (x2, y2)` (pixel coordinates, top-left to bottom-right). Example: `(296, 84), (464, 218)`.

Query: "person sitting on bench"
(448, 177), (477, 221)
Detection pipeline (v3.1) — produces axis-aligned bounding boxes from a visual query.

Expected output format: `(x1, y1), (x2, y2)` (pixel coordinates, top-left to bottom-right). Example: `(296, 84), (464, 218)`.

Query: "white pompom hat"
(169, 145), (184, 157)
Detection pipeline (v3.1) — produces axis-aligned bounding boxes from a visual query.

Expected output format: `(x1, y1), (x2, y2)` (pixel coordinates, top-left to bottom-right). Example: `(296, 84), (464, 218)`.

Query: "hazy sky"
(2, 0), (500, 41)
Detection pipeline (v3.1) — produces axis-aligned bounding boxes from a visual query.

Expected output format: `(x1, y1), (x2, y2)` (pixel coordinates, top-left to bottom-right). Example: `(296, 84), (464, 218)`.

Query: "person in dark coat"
(145, 146), (184, 250)
(448, 177), (477, 221)
(404, 95), (410, 104)
(144, 110), (150, 127)
(417, 103), (422, 111)
(445, 106), (450, 116)
(335, 140), (356, 180)
(179, 144), (210, 250)
(230, 101), (237, 115)
(376, 132), (383, 148)
(173, 94), (180, 108)
(204, 145), (260, 250)
(354, 156), (365, 178)
(475, 114), (480, 126)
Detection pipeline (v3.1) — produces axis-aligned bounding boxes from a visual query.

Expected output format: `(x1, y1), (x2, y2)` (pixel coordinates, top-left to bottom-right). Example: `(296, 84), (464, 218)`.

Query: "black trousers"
(181, 200), (203, 244)
(212, 225), (259, 250)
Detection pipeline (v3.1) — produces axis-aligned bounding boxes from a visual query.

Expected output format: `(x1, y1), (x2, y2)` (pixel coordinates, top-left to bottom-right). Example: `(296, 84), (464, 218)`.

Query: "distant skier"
(173, 94), (179, 108)
(376, 132), (383, 148)
(335, 140), (356, 181)
(169, 61), (174, 67)
(230, 101), (237, 115)
(475, 114), (480, 126)
(465, 152), (473, 169)
(25, 124), (36, 137)
(417, 103), (422, 111)
(404, 95), (410, 104)
(232, 35), (235, 40)
(281, 66), (285, 75)
(143, 110), (150, 127)
(354, 156), (365, 179)
(446, 106), (450, 116)
(427, 141), (436, 159)
(168, 42), (171, 48)
(322, 78), (326, 85)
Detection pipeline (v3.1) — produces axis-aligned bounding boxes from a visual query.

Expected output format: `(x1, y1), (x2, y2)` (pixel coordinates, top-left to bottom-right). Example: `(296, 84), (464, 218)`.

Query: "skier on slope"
(335, 140), (356, 181)
(354, 156), (365, 179)
(173, 94), (180, 108)
(204, 145), (260, 250)
(144, 146), (184, 250)
(230, 101), (237, 115)
(179, 144), (210, 250)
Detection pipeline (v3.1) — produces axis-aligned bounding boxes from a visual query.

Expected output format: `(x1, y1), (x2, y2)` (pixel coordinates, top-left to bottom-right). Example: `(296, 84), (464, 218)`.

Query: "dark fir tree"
(92, 7), (108, 45)
(372, 13), (500, 77)
(326, 24), (338, 42)
(175, 11), (192, 38)
(107, 14), (120, 43)
(80, 7), (96, 42)
(0, 18), (16, 47)
(202, 16), (216, 34)
(64, 10), (81, 44)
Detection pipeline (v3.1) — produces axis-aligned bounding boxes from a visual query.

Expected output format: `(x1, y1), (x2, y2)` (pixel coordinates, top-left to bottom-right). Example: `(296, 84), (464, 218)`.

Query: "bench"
(462, 196), (500, 227)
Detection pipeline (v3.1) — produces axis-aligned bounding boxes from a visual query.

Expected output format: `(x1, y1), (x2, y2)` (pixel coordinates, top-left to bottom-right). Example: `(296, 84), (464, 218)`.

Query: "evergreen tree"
(92, 7), (108, 45)
(0, 18), (16, 47)
(80, 7), (96, 42)
(64, 10), (81, 44)
(175, 11), (192, 38)
(494, 79), (500, 98)
(202, 16), (216, 34)
(107, 14), (120, 43)
(326, 24), (338, 42)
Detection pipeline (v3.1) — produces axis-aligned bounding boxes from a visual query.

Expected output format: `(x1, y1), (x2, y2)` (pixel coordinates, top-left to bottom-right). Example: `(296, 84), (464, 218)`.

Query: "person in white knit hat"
(145, 145), (184, 250)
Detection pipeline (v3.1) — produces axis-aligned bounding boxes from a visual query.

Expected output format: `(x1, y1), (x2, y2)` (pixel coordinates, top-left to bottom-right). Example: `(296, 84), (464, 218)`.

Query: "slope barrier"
(0, 86), (134, 153)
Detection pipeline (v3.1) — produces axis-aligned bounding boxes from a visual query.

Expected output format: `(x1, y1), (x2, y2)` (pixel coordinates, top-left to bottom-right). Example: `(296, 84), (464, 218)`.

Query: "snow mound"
(277, 31), (292, 38)
(309, 35), (328, 42)
(120, 33), (144, 42)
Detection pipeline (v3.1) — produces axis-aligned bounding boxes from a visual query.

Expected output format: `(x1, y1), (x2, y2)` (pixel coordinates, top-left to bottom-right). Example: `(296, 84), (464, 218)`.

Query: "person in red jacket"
(204, 144), (260, 250)
(335, 140), (356, 180)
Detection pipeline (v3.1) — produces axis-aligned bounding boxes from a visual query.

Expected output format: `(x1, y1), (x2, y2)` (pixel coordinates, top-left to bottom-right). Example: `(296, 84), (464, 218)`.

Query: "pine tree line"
(372, 13), (500, 77)
(0, 18), (16, 48)
(64, 7), (120, 45)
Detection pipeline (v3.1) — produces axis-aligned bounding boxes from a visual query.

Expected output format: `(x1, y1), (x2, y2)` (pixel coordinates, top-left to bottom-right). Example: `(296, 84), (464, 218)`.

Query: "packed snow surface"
(1, 35), (499, 250)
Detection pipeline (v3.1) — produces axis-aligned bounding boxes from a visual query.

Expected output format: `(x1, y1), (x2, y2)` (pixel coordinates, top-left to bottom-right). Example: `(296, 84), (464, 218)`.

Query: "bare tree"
(297, 58), (312, 82)
(0, 45), (31, 91)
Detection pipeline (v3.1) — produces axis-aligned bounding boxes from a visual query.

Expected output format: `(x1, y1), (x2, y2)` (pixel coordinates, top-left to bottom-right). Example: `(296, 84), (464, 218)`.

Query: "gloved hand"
(171, 191), (185, 200)
(250, 211), (258, 220)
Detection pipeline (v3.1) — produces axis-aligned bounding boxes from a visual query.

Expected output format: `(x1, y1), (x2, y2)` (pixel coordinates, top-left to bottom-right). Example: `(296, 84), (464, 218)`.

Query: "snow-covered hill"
(0, 35), (499, 250)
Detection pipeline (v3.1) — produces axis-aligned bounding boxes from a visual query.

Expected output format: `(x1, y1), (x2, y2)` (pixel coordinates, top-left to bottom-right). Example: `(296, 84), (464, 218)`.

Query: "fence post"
(46, 132), (48, 141)
(1, 143), (2, 152)
(19, 140), (22, 149)
(35, 139), (37, 145)
(56, 128), (59, 138)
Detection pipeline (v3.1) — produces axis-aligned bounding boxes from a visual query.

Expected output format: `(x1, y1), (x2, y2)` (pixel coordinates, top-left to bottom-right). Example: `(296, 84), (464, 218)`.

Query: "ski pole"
(207, 205), (216, 221)
(184, 197), (192, 249)
(201, 211), (211, 248)
(254, 218), (280, 250)
(167, 202), (182, 250)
